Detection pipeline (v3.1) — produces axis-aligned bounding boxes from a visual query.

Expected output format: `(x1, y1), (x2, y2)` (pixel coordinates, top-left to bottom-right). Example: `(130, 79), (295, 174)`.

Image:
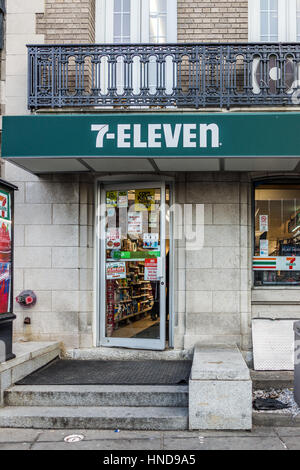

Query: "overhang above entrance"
(2, 113), (300, 174)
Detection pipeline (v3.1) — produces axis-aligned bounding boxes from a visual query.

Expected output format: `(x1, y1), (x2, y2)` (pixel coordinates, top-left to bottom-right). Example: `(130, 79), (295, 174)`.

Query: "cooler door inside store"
(100, 183), (168, 350)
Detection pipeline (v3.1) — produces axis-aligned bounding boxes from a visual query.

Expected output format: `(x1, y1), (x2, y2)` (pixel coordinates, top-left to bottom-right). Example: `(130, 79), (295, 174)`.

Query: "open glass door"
(100, 182), (167, 350)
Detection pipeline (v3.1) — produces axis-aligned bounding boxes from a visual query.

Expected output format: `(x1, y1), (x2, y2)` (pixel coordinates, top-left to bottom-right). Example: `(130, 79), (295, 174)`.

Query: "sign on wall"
(3, 113), (300, 159)
(253, 257), (300, 271)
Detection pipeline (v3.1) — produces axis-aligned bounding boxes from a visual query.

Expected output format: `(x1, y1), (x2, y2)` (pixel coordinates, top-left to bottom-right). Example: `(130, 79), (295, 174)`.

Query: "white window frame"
(95, 0), (177, 44)
(249, 0), (299, 42)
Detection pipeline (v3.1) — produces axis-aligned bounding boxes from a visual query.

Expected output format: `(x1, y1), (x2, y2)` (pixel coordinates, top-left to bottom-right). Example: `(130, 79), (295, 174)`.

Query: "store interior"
(255, 184), (300, 286)
(105, 187), (170, 340)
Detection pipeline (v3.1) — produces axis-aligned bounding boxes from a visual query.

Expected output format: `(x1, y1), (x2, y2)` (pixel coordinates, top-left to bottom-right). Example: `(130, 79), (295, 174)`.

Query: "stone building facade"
(1, 0), (300, 361)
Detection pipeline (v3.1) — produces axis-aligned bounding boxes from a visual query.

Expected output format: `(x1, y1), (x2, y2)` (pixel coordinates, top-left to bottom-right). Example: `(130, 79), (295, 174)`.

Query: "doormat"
(16, 360), (192, 386)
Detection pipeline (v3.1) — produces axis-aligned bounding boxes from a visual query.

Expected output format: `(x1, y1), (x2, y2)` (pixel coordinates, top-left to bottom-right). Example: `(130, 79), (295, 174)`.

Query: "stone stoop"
(189, 344), (252, 430)
(0, 342), (61, 407)
(0, 385), (189, 431)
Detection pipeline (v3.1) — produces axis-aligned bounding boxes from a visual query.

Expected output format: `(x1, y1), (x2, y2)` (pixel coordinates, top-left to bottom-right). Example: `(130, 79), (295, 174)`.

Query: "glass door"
(99, 182), (167, 350)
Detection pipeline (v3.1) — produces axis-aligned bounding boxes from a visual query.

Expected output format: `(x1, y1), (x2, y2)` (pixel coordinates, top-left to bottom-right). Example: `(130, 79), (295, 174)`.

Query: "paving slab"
(32, 438), (162, 451)
(165, 427), (277, 438)
(0, 428), (40, 442)
(275, 427), (300, 437)
(279, 437), (300, 450)
(0, 442), (31, 450)
(163, 436), (287, 451)
(36, 429), (163, 442)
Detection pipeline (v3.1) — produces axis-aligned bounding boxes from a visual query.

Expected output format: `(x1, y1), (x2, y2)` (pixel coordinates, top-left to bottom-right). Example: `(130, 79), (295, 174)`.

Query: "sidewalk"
(0, 427), (299, 450)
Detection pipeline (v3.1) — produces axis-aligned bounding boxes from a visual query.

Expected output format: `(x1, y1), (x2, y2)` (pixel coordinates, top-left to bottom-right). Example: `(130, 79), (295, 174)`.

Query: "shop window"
(254, 182), (300, 286)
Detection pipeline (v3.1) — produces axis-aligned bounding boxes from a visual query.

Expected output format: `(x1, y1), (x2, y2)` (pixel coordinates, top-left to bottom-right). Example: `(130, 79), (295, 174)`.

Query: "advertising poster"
(260, 240), (269, 257)
(106, 262), (126, 280)
(0, 263), (11, 313)
(259, 215), (269, 232)
(144, 259), (158, 281)
(143, 233), (159, 249)
(135, 189), (156, 212)
(0, 190), (10, 221)
(106, 228), (121, 250)
(128, 212), (143, 234)
(0, 198), (11, 313)
(149, 212), (159, 229)
(106, 191), (118, 208)
(118, 191), (128, 208)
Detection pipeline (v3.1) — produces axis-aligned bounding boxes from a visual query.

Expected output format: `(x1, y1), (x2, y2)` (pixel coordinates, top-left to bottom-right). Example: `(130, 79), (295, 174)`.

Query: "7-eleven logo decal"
(287, 257), (296, 270)
(253, 256), (300, 271)
(253, 257), (276, 270)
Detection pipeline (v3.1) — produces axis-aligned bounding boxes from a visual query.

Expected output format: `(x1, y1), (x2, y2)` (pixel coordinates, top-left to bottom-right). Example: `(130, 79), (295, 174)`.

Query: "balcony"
(28, 43), (300, 110)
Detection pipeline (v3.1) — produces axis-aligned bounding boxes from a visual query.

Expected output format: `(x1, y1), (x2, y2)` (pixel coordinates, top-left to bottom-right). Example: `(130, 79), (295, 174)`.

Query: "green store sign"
(2, 113), (300, 158)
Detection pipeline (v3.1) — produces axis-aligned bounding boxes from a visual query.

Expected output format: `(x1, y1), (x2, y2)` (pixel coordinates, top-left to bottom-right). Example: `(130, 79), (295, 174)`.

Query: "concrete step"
(0, 406), (188, 430)
(5, 385), (188, 408)
(251, 370), (294, 390)
(253, 411), (300, 427)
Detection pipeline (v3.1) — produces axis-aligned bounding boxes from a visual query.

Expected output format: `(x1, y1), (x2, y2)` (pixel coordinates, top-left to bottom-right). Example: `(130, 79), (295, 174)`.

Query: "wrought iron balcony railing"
(28, 43), (300, 109)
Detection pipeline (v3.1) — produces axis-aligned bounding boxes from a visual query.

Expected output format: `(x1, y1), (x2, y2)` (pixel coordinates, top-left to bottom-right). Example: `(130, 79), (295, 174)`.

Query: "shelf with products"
(114, 305), (155, 325)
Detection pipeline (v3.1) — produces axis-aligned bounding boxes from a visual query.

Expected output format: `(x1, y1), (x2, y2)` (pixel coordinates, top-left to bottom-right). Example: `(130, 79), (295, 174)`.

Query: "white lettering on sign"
(91, 123), (221, 149)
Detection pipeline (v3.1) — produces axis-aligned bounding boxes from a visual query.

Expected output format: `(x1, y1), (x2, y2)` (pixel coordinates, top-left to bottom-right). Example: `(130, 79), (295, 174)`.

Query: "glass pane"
(114, 14), (121, 37)
(260, 0), (278, 42)
(105, 188), (162, 340)
(150, 0), (167, 14)
(114, 0), (122, 12)
(270, 12), (278, 36)
(254, 184), (300, 286)
(150, 17), (158, 40)
(123, 0), (131, 12)
(261, 12), (268, 36)
(270, 0), (278, 11)
(114, 0), (131, 44)
(158, 17), (166, 37)
(123, 13), (130, 37)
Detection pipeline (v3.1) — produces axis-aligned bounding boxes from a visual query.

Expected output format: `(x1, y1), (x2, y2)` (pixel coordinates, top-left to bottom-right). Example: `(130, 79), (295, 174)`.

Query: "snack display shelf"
(114, 305), (154, 324)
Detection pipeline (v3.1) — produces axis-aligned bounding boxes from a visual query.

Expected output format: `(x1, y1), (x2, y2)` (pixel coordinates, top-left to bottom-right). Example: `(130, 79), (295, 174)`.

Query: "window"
(96, 0), (177, 44)
(150, 0), (167, 43)
(260, 0), (278, 41)
(254, 182), (300, 286)
(297, 0), (300, 41)
(113, 0), (131, 43)
(249, 0), (300, 42)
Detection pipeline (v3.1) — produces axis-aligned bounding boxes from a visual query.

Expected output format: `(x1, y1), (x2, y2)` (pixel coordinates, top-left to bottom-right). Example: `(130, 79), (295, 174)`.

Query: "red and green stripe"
(253, 257), (277, 270)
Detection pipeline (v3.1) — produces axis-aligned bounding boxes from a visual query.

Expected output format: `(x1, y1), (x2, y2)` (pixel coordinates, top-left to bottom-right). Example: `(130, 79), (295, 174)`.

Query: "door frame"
(96, 180), (173, 350)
